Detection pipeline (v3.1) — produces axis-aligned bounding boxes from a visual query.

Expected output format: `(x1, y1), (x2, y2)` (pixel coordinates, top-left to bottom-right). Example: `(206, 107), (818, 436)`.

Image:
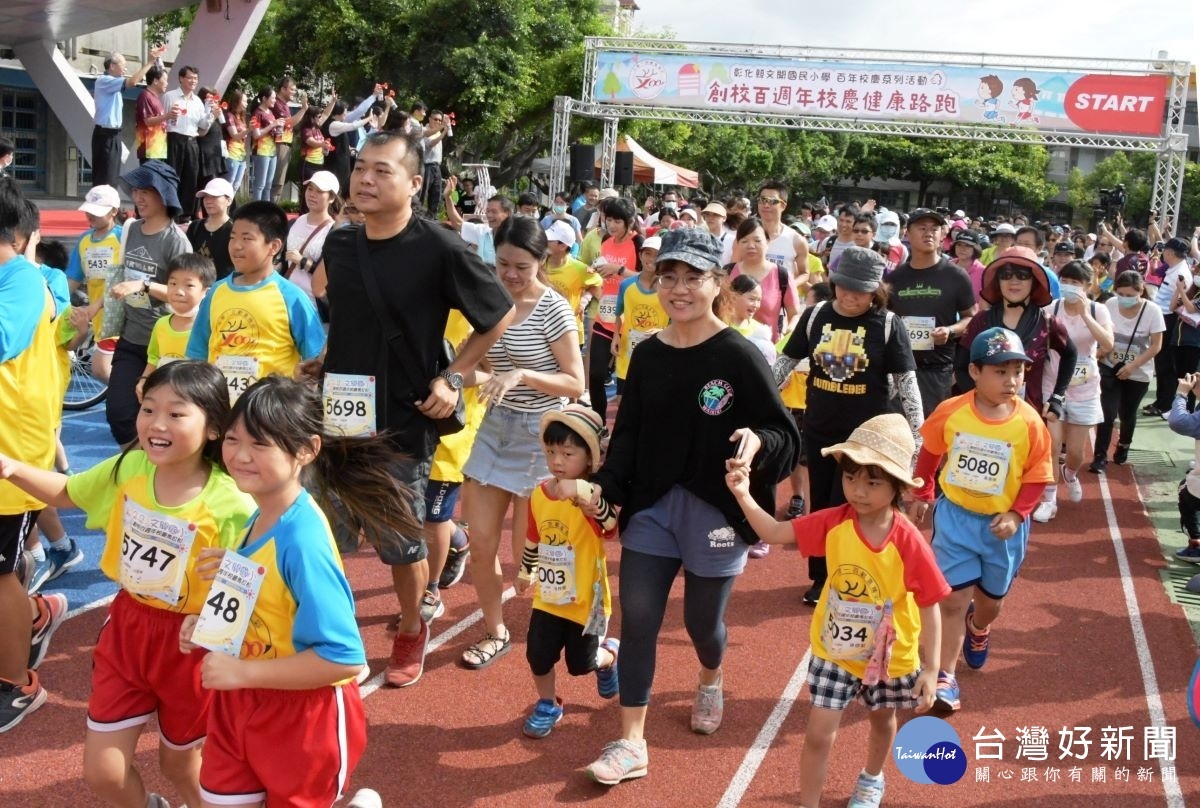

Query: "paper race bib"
(945, 432), (1010, 495)
(536, 544), (576, 605)
(1069, 359), (1093, 387)
(190, 552), (266, 657)
(323, 373), (377, 437)
(119, 498), (196, 605)
(1108, 348), (1138, 367)
(903, 316), (936, 351)
(821, 589), (883, 661)
(629, 329), (649, 349)
(84, 246), (114, 281)
(215, 354), (259, 403)
(598, 296), (618, 324)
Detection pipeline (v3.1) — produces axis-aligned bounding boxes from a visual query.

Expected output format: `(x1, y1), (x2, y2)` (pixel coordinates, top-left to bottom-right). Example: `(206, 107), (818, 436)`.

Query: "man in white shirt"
(420, 110), (451, 217)
(161, 65), (213, 220)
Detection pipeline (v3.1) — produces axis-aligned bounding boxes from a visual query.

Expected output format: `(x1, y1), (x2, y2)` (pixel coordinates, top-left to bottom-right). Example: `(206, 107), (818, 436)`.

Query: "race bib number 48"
(190, 552), (266, 657)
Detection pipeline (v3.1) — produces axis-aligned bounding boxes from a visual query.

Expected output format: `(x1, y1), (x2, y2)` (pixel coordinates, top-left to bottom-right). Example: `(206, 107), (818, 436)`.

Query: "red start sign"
(1064, 74), (1169, 136)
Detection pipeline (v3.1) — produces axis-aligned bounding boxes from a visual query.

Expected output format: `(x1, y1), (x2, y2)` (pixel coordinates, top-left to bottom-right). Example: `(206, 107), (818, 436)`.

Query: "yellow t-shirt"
(66, 452), (254, 613)
(0, 278), (57, 514)
(68, 227), (123, 339)
(795, 504), (949, 679)
(546, 257), (602, 345)
(430, 311), (486, 483)
(615, 275), (669, 379)
(527, 482), (613, 627)
(920, 391), (1054, 515)
(147, 314), (193, 368)
(187, 273), (326, 398)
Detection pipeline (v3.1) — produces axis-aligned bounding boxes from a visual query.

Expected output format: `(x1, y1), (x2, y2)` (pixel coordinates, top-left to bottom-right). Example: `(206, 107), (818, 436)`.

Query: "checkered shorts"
(807, 655), (920, 711)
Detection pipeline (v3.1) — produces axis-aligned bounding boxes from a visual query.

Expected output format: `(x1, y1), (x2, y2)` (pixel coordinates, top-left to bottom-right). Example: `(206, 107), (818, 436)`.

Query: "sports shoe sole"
(438, 547), (470, 589)
(586, 764), (648, 786)
(933, 694), (961, 712)
(0, 686), (47, 733)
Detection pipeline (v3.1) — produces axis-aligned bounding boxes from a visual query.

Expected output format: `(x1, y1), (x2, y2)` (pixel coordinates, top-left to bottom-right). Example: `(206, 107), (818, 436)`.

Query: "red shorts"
(88, 590), (210, 748)
(95, 337), (118, 354)
(200, 681), (366, 807)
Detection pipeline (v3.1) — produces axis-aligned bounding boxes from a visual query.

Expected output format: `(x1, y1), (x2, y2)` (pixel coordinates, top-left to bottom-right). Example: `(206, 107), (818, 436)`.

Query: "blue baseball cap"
(970, 327), (1032, 365)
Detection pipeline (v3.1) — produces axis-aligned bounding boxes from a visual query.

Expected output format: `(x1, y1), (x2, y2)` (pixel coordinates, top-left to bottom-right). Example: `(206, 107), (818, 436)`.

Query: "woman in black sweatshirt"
(583, 227), (798, 786)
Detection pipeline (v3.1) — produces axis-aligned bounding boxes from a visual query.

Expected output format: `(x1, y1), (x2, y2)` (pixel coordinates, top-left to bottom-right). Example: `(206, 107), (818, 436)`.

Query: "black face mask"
(1005, 299), (1028, 309)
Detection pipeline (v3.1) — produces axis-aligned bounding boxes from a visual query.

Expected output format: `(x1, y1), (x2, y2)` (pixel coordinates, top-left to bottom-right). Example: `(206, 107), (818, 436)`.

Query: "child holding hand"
(517, 404), (620, 738)
(726, 413), (948, 808)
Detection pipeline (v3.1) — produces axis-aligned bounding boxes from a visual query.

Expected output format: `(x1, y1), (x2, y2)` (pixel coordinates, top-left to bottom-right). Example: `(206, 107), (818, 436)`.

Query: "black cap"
(907, 207), (946, 226)
(1164, 237), (1190, 255)
(1053, 241), (1076, 254)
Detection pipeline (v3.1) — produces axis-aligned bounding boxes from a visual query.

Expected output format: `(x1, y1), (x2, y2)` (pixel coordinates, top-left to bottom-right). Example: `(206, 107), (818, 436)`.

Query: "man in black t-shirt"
(888, 208), (977, 416)
(305, 130), (514, 688)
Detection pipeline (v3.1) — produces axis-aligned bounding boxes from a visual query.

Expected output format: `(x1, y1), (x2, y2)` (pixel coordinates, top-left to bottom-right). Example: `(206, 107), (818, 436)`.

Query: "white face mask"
(1060, 285), (1085, 301)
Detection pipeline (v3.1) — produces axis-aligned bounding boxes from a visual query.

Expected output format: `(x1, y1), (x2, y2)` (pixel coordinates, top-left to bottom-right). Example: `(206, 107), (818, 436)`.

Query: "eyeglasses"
(852, 228), (874, 235)
(655, 273), (711, 290)
(757, 196), (785, 206)
(996, 267), (1033, 282)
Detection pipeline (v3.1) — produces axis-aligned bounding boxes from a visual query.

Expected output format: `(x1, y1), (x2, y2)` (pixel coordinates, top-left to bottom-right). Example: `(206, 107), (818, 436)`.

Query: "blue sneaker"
(1175, 544), (1200, 565)
(522, 697), (564, 739)
(596, 638), (620, 699)
(934, 671), (960, 712)
(43, 538), (84, 586)
(962, 602), (990, 670)
(847, 771), (885, 808)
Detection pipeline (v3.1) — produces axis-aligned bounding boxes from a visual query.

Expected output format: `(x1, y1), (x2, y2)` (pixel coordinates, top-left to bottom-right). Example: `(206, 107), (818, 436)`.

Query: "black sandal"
(461, 631), (512, 669)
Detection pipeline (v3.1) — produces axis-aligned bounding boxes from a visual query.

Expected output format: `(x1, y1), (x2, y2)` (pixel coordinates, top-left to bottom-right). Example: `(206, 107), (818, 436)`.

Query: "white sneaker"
(346, 788), (383, 808)
(1065, 473), (1083, 503)
(1032, 500), (1057, 523)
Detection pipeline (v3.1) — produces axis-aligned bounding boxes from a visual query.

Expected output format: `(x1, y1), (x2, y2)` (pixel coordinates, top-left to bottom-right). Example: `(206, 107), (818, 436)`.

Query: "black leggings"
(617, 548), (737, 708)
(803, 430), (850, 587)
(1096, 372), (1150, 459)
(105, 338), (148, 446)
(588, 330), (614, 423)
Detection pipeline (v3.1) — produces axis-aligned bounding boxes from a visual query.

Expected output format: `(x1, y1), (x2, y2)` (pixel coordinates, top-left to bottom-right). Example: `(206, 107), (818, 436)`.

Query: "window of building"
(0, 88), (47, 191)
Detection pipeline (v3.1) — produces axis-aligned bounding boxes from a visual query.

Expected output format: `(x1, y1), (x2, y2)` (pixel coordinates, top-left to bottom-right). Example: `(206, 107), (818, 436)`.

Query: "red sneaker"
(385, 620), (429, 688)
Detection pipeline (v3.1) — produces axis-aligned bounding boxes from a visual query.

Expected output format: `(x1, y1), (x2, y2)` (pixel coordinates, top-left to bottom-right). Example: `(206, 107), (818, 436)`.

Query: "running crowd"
(2, 109), (1199, 808)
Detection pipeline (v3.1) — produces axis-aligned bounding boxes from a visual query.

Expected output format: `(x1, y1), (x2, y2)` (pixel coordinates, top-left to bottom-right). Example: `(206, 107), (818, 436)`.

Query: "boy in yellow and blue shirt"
(612, 236), (668, 399)
(186, 201), (324, 401)
(517, 404), (620, 738)
(909, 327), (1054, 713)
(141, 255), (215, 394)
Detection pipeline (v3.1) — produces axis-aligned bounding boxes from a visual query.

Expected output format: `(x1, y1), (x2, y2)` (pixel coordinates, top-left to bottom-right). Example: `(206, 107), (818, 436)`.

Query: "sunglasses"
(757, 196), (785, 206)
(996, 267), (1033, 282)
(852, 228), (874, 235)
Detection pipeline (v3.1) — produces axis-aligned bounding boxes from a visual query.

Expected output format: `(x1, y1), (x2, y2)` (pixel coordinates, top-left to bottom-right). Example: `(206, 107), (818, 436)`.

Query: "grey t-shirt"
(120, 220), (192, 345)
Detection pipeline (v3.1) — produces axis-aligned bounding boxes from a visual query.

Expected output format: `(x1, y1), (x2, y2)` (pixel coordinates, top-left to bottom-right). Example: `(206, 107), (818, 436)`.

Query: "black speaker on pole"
(614, 151), (634, 186)
(570, 144), (595, 183)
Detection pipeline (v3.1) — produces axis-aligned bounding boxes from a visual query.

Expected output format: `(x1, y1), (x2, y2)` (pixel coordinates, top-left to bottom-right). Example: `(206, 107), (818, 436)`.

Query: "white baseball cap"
(815, 214), (838, 232)
(545, 220), (576, 247)
(303, 170), (340, 194)
(641, 235), (662, 251)
(196, 177), (235, 199)
(78, 185), (121, 216)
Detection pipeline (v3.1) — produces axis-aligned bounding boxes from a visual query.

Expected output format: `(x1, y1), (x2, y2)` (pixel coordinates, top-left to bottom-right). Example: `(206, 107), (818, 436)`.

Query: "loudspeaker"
(570, 144), (595, 183)
(614, 151), (634, 186)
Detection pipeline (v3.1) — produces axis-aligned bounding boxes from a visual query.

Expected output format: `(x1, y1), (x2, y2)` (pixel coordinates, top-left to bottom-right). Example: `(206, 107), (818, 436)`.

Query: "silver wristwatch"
(437, 370), (464, 391)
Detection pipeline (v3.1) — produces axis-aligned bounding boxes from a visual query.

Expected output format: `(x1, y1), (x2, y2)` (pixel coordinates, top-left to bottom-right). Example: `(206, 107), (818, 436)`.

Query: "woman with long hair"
(222, 89), (249, 195)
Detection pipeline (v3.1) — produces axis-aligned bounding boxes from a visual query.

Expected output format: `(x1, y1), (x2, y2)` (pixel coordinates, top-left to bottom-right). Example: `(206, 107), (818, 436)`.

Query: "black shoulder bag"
(354, 228), (466, 436)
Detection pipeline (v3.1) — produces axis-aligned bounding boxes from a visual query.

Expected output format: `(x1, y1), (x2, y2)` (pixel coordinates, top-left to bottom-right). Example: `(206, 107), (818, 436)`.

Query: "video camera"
(1094, 184), (1127, 220)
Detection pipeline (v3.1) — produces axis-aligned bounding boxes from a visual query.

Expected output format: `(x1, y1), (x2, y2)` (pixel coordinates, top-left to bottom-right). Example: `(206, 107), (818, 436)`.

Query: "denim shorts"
(463, 406), (554, 498)
(620, 486), (749, 578)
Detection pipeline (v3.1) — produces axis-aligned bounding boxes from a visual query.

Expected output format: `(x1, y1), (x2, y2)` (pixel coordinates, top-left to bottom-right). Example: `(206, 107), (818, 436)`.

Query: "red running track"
(1, 462), (1197, 806)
